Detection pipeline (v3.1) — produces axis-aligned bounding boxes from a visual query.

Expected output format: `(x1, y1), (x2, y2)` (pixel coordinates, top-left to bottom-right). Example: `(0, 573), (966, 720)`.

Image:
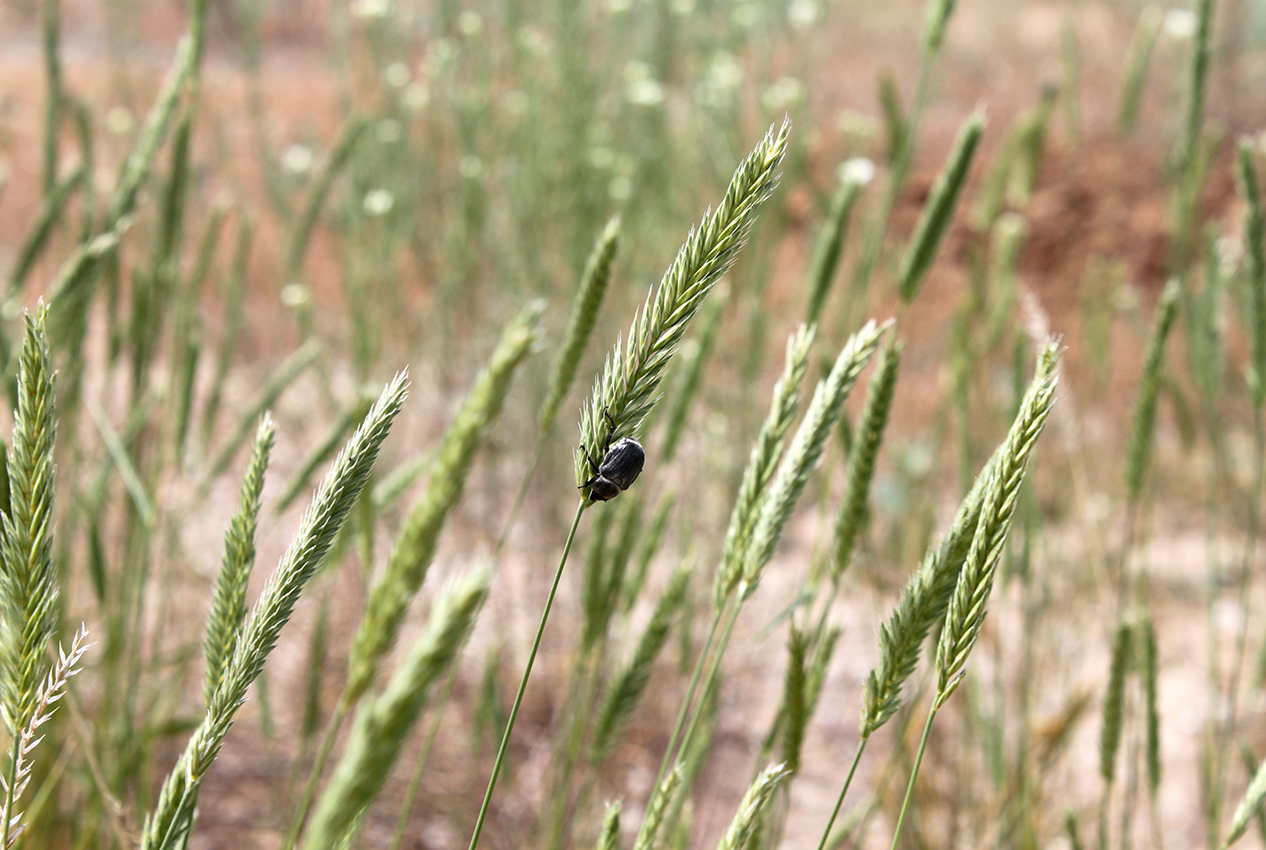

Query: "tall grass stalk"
(0, 309), (60, 849)
(494, 216), (621, 558)
(283, 305), (540, 850)
(138, 373), (407, 850)
(575, 120), (789, 497)
(888, 343), (1059, 850)
(470, 122), (790, 850)
(846, 0), (960, 325)
(659, 321), (885, 819)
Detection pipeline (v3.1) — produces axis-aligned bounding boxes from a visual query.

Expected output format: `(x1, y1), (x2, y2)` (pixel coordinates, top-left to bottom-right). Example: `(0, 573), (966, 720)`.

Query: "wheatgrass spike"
(1125, 279), (1180, 502)
(203, 416), (275, 706)
(594, 802), (622, 850)
(742, 319), (888, 596)
(632, 763), (684, 850)
(345, 303), (541, 705)
(0, 308), (59, 737)
(576, 120), (790, 498)
(299, 568), (489, 850)
(540, 215), (622, 434)
(1238, 140), (1266, 408)
(805, 172), (866, 326)
(715, 764), (790, 850)
(898, 110), (984, 305)
(831, 338), (902, 579)
(138, 373), (407, 850)
(934, 343), (1059, 704)
(1099, 616), (1132, 785)
(716, 324), (814, 607)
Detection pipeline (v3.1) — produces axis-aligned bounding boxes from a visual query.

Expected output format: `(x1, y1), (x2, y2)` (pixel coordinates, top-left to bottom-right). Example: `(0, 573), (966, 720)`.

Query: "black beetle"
(581, 411), (645, 501)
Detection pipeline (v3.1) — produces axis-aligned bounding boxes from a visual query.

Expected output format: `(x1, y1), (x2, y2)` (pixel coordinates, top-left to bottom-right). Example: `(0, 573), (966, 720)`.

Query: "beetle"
(580, 411), (646, 501)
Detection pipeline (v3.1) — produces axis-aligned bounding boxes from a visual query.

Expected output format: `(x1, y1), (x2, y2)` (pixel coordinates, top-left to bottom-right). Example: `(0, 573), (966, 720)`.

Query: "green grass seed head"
(715, 763), (790, 850)
(741, 319), (888, 598)
(300, 567), (490, 850)
(540, 215), (622, 434)
(594, 801), (622, 850)
(1124, 279), (1180, 502)
(346, 303), (541, 704)
(831, 338), (902, 580)
(0, 307), (59, 737)
(898, 110), (985, 305)
(576, 121), (790, 499)
(934, 342), (1059, 704)
(716, 324), (814, 607)
(203, 415), (275, 706)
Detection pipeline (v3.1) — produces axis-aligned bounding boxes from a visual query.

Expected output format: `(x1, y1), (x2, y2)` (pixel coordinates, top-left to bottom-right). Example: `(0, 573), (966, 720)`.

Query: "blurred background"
(1, 1), (1265, 849)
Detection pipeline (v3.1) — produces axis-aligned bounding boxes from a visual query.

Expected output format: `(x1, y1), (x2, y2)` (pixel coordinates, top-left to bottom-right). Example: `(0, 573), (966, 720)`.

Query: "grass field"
(0, 1), (1265, 849)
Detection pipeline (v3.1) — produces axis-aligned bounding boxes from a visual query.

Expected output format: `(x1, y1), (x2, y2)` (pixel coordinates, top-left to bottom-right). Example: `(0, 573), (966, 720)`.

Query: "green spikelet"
(715, 764), (791, 850)
(540, 215), (622, 434)
(203, 416), (275, 706)
(346, 304), (541, 704)
(1099, 616), (1132, 785)
(831, 339), (902, 579)
(742, 320), (888, 597)
(805, 172), (866, 325)
(140, 373), (408, 850)
(576, 122), (790, 497)
(898, 110), (984, 305)
(632, 762), (683, 850)
(934, 344), (1059, 705)
(716, 325), (814, 607)
(1237, 140), (1266, 409)
(300, 568), (490, 850)
(594, 801), (622, 850)
(1125, 279), (1180, 501)
(779, 627), (808, 776)
(0, 308), (59, 736)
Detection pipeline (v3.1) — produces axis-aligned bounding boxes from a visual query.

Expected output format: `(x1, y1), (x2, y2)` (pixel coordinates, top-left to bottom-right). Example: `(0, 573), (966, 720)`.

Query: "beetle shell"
(588, 437), (645, 501)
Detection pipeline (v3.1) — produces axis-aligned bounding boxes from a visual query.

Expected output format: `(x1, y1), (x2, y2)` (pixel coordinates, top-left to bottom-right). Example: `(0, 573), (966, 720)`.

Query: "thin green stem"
(845, 52), (933, 330)
(889, 706), (939, 850)
(672, 597), (742, 771)
(814, 740), (868, 850)
(467, 500), (586, 850)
